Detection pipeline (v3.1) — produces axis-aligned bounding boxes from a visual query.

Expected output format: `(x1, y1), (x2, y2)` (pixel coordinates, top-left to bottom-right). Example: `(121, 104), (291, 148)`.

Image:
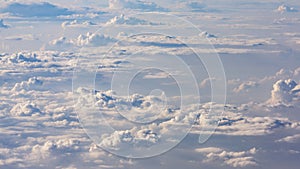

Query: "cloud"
(192, 108), (298, 136)
(100, 128), (159, 150)
(106, 14), (157, 25)
(94, 90), (168, 123)
(0, 19), (9, 28)
(233, 81), (259, 93)
(276, 134), (300, 143)
(46, 32), (116, 50)
(108, 0), (167, 11)
(12, 77), (43, 92)
(10, 102), (43, 117)
(195, 147), (257, 168)
(45, 37), (74, 51)
(75, 32), (116, 47)
(61, 20), (96, 29)
(259, 68), (297, 84)
(225, 157), (257, 168)
(268, 79), (300, 106)
(5, 34), (36, 41)
(30, 138), (81, 161)
(199, 78), (217, 88)
(142, 71), (170, 79)
(195, 147), (223, 153)
(294, 67), (300, 76)
(199, 31), (217, 38)
(277, 4), (298, 13)
(0, 2), (74, 17)
(0, 52), (41, 64)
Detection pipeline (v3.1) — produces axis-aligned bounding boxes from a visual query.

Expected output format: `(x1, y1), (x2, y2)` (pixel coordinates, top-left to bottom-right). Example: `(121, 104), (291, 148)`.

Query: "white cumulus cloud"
(268, 79), (299, 106)
(10, 102), (43, 117)
(195, 147), (258, 168)
(106, 14), (157, 25)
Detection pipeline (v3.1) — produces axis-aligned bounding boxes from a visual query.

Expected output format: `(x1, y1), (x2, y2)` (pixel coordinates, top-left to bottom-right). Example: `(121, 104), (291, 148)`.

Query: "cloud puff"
(10, 102), (43, 117)
(106, 14), (156, 25)
(276, 134), (300, 143)
(192, 108), (298, 136)
(100, 128), (159, 150)
(268, 79), (299, 106)
(95, 90), (168, 123)
(31, 138), (81, 160)
(0, 2), (74, 17)
(142, 71), (170, 79)
(46, 32), (116, 50)
(0, 19), (9, 28)
(108, 0), (167, 11)
(12, 77), (43, 92)
(277, 4), (298, 13)
(46, 37), (74, 51)
(199, 78), (217, 88)
(195, 147), (257, 168)
(0, 52), (41, 64)
(75, 32), (116, 47)
(61, 20), (96, 29)
(233, 81), (259, 93)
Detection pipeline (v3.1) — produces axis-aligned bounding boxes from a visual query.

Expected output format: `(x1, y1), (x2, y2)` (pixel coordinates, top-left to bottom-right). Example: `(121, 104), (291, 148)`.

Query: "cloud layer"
(108, 0), (167, 11)
(0, 2), (74, 17)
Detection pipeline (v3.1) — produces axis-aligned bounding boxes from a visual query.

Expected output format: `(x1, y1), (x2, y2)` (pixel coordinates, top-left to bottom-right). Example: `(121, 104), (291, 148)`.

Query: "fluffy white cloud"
(195, 147), (257, 168)
(192, 107), (298, 136)
(10, 102), (43, 117)
(0, 52), (41, 64)
(46, 37), (74, 51)
(61, 20), (96, 29)
(199, 77), (217, 88)
(195, 147), (223, 153)
(268, 79), (299, 106)
(233, 81), (259, 93)
(12, 77), (43, 92)
(75, 32), (116, 47)
(106, 14), (156, 25)
(29, 138), (82, 163)
(100, 128), (159, 150)
(46, 32), (116, 50)
(94, 90), (169, 123)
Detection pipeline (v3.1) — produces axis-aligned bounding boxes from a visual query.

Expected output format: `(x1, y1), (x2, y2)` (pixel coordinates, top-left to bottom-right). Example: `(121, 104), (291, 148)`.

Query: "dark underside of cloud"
(0, 2), (74, 17)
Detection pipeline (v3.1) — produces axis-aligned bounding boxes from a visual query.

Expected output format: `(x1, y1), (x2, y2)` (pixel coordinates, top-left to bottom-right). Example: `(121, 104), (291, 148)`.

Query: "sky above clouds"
(0, 0), (300, 169)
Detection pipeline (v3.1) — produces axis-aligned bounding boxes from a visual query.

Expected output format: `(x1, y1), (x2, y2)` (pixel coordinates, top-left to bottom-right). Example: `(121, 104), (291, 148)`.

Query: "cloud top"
(268, 79), (299, 106)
